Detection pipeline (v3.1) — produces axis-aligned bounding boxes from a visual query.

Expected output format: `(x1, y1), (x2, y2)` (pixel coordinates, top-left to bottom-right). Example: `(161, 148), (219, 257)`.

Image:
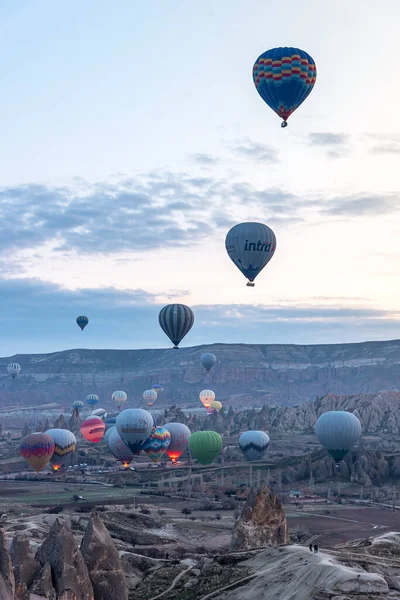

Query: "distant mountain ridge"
(1, 339), (400, 408)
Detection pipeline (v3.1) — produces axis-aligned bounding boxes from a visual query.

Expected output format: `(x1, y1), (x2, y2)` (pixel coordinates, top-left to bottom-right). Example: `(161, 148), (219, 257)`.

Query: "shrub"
(182, 507), (192, 515)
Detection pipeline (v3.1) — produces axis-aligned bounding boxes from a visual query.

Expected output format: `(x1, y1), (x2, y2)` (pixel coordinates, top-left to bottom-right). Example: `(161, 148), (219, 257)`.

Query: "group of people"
(309, 543), (319, 553)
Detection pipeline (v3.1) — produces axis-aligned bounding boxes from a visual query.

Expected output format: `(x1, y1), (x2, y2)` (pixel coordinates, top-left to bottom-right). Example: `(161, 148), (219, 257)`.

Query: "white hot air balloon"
(7, 363), (21, 379)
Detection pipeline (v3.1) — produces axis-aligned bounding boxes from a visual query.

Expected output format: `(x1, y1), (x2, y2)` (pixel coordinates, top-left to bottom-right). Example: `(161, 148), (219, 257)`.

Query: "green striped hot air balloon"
(189, 431), (222, 465)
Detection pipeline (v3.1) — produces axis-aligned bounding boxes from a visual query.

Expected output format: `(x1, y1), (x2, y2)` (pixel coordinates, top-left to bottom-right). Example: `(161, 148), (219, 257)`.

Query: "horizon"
(0, 1), (399, 354)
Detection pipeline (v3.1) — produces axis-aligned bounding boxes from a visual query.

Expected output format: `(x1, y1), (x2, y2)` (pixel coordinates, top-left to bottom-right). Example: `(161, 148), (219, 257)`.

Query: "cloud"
(307, 132), (349, 158)
(231, 139), (279, 163)
(190, 153), (220, 165)
(320, 194), (400, 217)
(0, 277), (399, 354)
(371, 142), (400, 155)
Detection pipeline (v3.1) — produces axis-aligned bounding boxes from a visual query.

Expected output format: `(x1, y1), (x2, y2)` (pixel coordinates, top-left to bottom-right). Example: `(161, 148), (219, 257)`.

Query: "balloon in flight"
(142, 426), (171, 464)
(143, 389), (157, 406)
(200, 353), (217, 372)
(76, 315), (89, 331)
(315, 411), (361, 463)
(112, 390), (127, 409)
(92, 408), (107, 420)
(116, 408), (154, 455)
(152, 384), (163, 394)
(253, 46), (317, 127)
(45, 429), (77, 471)
(158, 304), (194, 349)
(225, 222), (276, 286)
(80, 416), (106, 442)
(199, 389), (215, 410)
(7, 363), (21, 379)
(189, 431), (222, 465)
(239, 430), (270, 461)
(164, 422), (191, 463)
(86, 394), (99, 407)
(210, 400), (222, 412)
(107, 427), (134, 466)
(20, 433), (55, 472)
(72, 400), (84, 412)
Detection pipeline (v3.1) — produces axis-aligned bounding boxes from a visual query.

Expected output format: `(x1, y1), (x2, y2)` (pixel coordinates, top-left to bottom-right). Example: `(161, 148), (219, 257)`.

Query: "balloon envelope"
(199, 390), (215, 409)
(112, 391), (127, 408)
(210, 400), (222, 412)
(72, 400), (84, 411)
(116, 409), (154, 454)
(107, 427), (134, 466)
(200, 353), (217, 372)
(152, 384), (163, 394)
(81, 417), (105, 442)
(143, 426), (171, 463)
(86, 394), (99, 407)
(239, 430), (270, 461)
(189, 431), (222, 465)
(45, 429), (76, 470)
(92, 408), (107, 420)
(7, 363), (21, 378)
(158, 304), (194, 349)
(315, 411), (361, 462)
(225, 222), (276, 285)
(143, 390), (157, 404)
(20, 433), (55, 472)
(164, 422), (191, 463)
(253, 47), (317, 126)
(76, 315), (89, 330)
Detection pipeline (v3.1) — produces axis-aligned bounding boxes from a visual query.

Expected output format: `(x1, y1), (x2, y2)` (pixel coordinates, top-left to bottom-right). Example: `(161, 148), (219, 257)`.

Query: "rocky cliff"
(231, 487), (289, 551)
(2, 339), (400, 408)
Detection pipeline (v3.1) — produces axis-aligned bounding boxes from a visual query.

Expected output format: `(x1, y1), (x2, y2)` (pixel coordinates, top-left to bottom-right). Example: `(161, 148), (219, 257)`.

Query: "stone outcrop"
(80, 513), (128, 600)
(231, 486), (289, 551)
(35, 519), (94, 600)
(29, 563), (56, 599)
(4, 339), (400, 409)
(10, 532), (40, 600)
(0, 527), (15, 599)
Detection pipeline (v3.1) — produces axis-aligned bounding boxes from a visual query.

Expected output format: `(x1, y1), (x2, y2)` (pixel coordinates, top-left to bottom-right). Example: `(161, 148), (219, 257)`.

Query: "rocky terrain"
(2, 339), (400, 408)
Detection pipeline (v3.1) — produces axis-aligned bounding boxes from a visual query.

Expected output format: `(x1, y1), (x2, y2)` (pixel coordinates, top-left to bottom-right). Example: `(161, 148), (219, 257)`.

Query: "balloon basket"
(246, 282), (255, 287)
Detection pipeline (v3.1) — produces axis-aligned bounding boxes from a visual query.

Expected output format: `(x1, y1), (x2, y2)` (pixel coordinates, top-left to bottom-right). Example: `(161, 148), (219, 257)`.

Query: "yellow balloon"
(210, 400), (222, 411)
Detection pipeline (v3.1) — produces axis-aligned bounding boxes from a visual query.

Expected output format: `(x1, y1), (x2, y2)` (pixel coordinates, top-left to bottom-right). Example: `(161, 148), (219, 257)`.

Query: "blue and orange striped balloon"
(253, 47), (316, 127)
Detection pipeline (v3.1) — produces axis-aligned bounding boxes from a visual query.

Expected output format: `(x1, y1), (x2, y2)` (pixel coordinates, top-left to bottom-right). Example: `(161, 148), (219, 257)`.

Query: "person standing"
(314, 544), (319, 553)
(309, 543), (313, 552)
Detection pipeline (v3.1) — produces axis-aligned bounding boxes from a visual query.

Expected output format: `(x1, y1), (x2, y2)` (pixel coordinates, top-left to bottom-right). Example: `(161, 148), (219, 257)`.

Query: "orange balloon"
(80, 416), (105, 442)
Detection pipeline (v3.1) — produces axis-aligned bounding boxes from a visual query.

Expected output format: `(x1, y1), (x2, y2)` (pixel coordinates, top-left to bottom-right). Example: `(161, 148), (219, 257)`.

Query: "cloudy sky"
(0, 0), (399, 355)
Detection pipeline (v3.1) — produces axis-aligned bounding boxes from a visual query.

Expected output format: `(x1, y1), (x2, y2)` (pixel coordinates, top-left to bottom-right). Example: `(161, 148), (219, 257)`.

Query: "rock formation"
(10, 532), (40, 600)
(35, 519), (94, 600)
(80, 513), (128, 600)
(3, 339), (400, 408)
(0, 527), (15, 599)
(231, 486), (289, 551)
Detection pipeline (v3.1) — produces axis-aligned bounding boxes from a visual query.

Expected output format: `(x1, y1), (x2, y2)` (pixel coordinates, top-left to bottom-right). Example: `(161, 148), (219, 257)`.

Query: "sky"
(0, 0), (400, 355)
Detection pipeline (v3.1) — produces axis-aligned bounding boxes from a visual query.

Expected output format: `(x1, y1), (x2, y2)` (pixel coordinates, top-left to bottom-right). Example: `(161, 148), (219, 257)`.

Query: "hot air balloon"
(107, 427), (134, 466)
(225, 222), (276, 287)
(80, 416), (105, 443)
(253, 47), (317, 128)
(189, 431), (222, 465)
(104, 416), (117, 432)
(239, 430), (270, 461)
(104, 425), (116, 445)
(76, 315), (89, 331)
(152, 384), (163, 394)
(45, 429), (77, 471)
(92, 408), (107, 420)
(200, 353), (217, 372)
(112, 391), (127, 410)
(143, 389), (157, 406)
(199, 390), (215, 410)
(86, 394), (99, 407)
(20, 433), (55, 472)
(210, 400), (222, 412)
(7, 363), (21, 379)
(72, 400), (84, 412)
(143, 426), (171, 464)
(158, 304), (194, 349)
(315, 411), (361, 463)
(164, 422), (191, 463)
(116, 408), (154, 454)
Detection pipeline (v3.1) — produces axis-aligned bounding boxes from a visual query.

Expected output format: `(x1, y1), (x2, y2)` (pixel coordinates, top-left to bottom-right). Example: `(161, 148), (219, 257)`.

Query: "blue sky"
(0, 0), (399, 355)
